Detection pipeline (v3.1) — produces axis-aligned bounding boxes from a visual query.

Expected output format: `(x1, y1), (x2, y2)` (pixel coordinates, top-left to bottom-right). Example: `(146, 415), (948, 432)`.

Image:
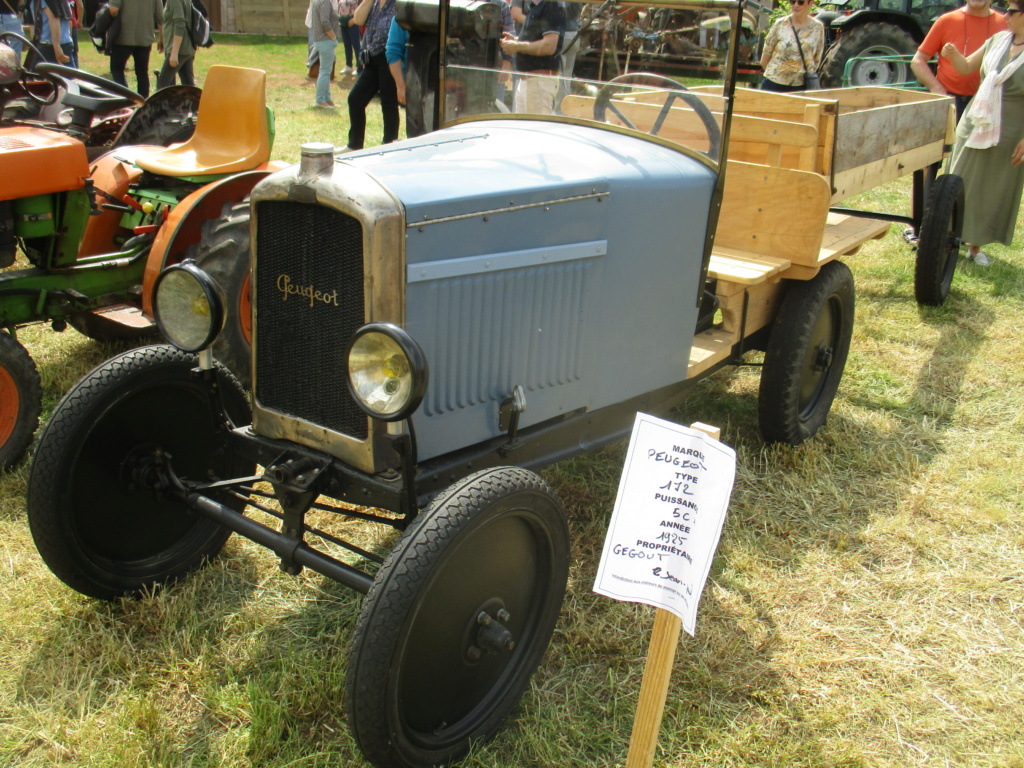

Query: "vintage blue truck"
(25, 1), (960, 766)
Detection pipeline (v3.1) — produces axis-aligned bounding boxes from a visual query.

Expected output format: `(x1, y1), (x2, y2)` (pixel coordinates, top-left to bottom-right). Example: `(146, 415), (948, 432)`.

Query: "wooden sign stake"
(624, 422), (720, 768)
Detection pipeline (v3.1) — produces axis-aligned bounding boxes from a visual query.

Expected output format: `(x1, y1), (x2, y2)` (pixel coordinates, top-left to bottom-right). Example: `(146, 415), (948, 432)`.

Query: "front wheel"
(819, 23), (917, 88)
(758, 260), (855, 445)
(27, 345), (253, 600)
(0, 332), (42, 469)
(346, 467), (569, 768)
(914, 173), (964, 307)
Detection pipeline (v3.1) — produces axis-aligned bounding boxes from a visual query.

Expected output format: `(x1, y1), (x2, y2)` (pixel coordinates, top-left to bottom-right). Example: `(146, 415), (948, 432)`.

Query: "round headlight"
(153, 262), (224, 353)
(347, 323), (428, 422)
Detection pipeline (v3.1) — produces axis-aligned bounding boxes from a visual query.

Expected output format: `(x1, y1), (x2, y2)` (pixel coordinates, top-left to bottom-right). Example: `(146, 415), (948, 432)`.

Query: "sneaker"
(314, 102), (336, 109)
(341, 65), (353, 74)
(970, 250), (991, 267)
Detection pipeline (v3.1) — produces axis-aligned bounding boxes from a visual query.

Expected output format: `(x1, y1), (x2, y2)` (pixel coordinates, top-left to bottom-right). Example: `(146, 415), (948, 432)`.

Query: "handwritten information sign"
(594, 413), (736, 636)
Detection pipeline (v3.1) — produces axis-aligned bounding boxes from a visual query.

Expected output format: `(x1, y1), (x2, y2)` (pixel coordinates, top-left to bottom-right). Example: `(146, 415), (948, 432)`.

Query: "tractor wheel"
(189, 201), (253, 389)
(820, 23), (917, 88)
(0, 332), (41, 469)
(758, 260), (855, 445)
(347, 466), (569, 768)
(914, 174), (964, 307)
(27, 345), (252, 600)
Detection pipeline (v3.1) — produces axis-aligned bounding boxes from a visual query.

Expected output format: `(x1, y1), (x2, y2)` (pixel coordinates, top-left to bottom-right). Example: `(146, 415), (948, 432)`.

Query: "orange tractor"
(0, 46), (283, 468)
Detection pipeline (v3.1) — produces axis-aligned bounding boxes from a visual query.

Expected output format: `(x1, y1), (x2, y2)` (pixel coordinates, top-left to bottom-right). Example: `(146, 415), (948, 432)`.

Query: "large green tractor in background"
(817, 0), (961, 87)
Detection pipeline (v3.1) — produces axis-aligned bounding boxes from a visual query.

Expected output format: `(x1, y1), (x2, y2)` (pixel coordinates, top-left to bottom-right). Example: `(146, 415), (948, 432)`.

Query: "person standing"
(108, 0), (161, 98)
(37, 0), (81, 65)
(911, 0), (1007, 120)
(156, 0), (195, 88)
(344, 0), (399, 150)
(310, 0), (339, 107)
(758, 0), (824, 92)
(2, 0), (24, 61)
(338, 0), (361, 75)
(941, 0), (1024, 266)
(500, 0), (565, 114)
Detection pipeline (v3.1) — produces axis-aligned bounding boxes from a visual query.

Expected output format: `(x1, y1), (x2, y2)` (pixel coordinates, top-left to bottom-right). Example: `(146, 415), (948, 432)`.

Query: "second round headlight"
(346, 323), (427, 421)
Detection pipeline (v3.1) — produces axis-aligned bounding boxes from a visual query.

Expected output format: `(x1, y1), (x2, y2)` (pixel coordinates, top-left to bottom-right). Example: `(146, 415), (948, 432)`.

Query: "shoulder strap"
(791, 18), (810, 73)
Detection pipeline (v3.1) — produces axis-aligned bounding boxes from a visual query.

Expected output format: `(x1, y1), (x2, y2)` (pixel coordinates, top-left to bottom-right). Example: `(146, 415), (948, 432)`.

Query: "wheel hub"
(813, 343), (834, 372)
(464, 602), (516, 662)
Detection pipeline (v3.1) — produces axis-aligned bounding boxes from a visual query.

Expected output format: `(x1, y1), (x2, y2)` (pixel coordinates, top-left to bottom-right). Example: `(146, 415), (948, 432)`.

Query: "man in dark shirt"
(500, 0), (564, 114)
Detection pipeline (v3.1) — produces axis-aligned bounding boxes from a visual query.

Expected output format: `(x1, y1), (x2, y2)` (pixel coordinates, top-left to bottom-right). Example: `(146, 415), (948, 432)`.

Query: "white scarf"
(964, 30), (1024, 149)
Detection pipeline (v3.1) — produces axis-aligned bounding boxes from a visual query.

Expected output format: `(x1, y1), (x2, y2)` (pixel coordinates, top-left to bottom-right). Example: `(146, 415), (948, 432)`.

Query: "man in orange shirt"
(911, 0), (1007, 119)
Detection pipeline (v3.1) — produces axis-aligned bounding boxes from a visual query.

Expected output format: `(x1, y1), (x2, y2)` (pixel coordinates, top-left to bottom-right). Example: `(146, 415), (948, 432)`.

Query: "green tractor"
(816, 0), (961, 87)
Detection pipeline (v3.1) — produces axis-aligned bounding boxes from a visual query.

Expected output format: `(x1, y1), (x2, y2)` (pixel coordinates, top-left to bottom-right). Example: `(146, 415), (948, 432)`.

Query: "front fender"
(141, 165), (287, 317)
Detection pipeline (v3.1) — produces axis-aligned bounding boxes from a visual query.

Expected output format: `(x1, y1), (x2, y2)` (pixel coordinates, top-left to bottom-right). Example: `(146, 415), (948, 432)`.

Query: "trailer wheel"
(914, 173), (964, 307)
(820, 23), (917, 87)
(347, 467), (569, 768)
(189, 201), (253, 389)
(0, 332), (41, 469)
(27, 345), (252, 600)
(758, 260), (854, 445)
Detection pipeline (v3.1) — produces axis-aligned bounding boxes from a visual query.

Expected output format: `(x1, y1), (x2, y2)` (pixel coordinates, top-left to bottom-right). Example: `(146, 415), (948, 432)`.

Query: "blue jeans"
(313, 38), (337, 105)
(0, 14), (23, 60)
(340, 23), (360, 69)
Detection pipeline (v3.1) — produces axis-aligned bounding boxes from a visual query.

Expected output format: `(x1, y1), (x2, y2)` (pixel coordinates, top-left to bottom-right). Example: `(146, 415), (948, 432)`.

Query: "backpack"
(189, 0), (214, 48)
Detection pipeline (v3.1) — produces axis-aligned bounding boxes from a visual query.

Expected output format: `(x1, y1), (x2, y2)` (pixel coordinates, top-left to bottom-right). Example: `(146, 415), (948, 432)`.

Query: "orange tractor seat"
(134, 65), (270, 177)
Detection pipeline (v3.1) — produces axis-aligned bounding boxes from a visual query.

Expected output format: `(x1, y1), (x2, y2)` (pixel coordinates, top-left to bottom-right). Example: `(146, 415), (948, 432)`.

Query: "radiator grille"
(254, 200), (368, 439)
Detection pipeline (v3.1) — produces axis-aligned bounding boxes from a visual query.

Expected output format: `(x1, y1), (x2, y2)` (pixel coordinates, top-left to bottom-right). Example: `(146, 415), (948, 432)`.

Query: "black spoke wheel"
(27, 345), (252, 600)
(347, 467), (569, 768)
(914, 173), (964, 307)
(593, 73), (721, 158)
(0, 332), (42, 469)
(758, 260), (855, 445)
(190, 201), (253, 389)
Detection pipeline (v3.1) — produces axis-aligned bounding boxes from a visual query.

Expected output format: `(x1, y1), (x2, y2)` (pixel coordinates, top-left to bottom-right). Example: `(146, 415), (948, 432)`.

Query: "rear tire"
(27, 345), (252, 600)
(820, 23), (917, 88)
(758, 261), (855, 445)
(189, 201), (253, 389)
(347, 467), (569, 768)
(0, 332), (41, 469)
(914, 174), (964, 307)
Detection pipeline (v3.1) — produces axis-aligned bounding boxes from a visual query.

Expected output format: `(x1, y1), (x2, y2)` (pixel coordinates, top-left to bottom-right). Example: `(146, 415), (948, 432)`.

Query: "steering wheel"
(593, 73), (722, 159)
(33, 62), (143, 112)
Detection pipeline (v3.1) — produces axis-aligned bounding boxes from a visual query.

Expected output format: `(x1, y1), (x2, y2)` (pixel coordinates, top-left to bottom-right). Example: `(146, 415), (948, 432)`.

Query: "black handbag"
(791, 19), (820, 90)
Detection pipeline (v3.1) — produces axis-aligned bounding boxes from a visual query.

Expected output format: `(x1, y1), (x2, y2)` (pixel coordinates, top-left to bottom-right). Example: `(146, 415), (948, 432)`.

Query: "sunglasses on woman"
(1007, 7), (1023, 14)
(792, 0), (811, 6)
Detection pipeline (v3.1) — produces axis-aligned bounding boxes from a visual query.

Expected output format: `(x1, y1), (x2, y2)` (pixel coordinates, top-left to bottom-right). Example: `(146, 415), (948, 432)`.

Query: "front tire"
(758, 260), (855, 445)
(27, 345), (252, 600)
(347, 467), (569, 768)
(0, 332), (41, 469)
(914, 173), (964, 307)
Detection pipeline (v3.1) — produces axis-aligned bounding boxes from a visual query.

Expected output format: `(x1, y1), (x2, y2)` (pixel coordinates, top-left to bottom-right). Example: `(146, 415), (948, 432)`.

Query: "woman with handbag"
(759, 0), (824, 92)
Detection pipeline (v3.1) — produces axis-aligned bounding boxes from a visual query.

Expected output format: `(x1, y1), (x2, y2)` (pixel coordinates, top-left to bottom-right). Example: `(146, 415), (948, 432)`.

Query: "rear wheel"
(27, 345), (252, 600)
(914, 173), (964, 307)
(190, 201), (253, 389)
(820, 23), (917, 87)
(758, 260), (855, 445)
(0, 332), (41, 469)
(347, 467), (569, 768)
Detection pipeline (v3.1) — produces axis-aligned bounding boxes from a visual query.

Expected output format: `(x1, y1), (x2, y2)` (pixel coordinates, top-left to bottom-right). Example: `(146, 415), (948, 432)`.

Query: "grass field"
(0, 33), (1022, 768)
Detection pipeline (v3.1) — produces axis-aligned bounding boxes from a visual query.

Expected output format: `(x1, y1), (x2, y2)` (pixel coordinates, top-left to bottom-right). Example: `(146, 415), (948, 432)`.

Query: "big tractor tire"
(758, 260), (855, 446)
(0, 332), (42, 470)
(27, 345), (252, 600)
(820, 23), (918, 88)
(347, 466), (569, 768)
(189, 201), (253, 390)
(914, 173), (964, 307)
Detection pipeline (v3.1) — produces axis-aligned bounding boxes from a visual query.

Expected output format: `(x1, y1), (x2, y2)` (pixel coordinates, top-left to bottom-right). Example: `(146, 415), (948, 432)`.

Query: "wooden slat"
(707, 248), (791, 284)
(831, 139), (946, 203)
(819, 212), (892, 260)
(688, 327), (737, 378)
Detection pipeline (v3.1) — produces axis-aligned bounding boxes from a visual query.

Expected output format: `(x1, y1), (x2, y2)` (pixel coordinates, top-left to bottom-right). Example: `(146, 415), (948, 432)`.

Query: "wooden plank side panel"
(718, 160), (832, 267)
(831, 139), (946, 203)
(833, 98), (952, 173)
